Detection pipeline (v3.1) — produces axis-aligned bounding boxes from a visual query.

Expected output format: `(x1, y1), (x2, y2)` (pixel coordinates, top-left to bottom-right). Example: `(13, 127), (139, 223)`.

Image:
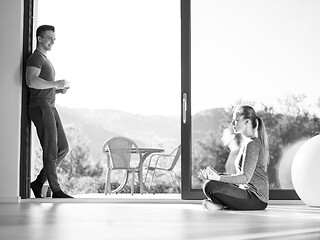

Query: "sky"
(36, 0), (320, 116)
(191, 0), (320, 114)
(37, 0), (181, 116)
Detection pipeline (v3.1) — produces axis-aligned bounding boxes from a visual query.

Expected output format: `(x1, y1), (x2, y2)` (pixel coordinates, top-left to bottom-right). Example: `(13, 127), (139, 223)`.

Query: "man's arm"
(26, 66), (66, 89)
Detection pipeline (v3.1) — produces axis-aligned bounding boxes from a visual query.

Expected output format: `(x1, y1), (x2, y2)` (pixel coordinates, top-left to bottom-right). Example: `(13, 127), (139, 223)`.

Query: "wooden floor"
(0, 202), (320, 240)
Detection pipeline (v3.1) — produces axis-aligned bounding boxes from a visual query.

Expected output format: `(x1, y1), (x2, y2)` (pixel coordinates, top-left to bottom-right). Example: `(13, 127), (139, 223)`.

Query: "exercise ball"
(291, 135), (320, 207)
(278, 139), (307, 189)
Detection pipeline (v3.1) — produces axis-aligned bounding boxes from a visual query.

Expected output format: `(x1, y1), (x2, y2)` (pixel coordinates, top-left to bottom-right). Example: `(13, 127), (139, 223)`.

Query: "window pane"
(191, 0), (320, 190)
(32, 0), (181, 195)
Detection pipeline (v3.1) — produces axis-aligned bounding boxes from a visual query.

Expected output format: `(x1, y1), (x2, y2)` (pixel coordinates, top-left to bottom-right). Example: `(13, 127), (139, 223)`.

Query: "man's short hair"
(36, 25), (55, 38)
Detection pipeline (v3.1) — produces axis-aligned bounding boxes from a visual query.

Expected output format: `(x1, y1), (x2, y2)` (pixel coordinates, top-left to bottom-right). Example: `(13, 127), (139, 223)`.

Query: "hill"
(56, 106), (230, 157)
(192, 108), (230, 140)
(57, 106), (180, 157)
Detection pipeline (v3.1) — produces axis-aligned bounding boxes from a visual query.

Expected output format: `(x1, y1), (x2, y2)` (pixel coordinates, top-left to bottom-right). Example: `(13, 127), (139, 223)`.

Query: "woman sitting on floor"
(199, 105), (269, 211)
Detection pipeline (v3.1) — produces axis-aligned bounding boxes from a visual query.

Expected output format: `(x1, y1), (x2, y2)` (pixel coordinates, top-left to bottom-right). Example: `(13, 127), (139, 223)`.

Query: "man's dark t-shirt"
(26, 50), (56, 107)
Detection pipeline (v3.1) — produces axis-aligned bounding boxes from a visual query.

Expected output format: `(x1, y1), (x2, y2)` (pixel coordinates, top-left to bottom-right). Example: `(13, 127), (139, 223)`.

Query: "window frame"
(180, 0), (300, 200)
(20, 0), (34, 199)
(21, 0), (300, 200)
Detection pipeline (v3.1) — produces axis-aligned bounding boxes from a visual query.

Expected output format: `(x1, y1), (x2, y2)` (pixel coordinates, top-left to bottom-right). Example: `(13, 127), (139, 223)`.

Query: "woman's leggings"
(203, 180), (267, 210)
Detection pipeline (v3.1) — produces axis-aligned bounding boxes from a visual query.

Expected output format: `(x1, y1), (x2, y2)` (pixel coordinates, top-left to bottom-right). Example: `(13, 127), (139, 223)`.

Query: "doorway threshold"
(21, 193), (201, 204)
(21, 194), (304, 205)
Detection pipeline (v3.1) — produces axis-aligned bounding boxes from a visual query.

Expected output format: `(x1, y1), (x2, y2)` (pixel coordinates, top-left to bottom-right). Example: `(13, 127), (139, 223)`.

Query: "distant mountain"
(192, 108), (230, 140)
(56, 106), (229, 157)
(56, 106), (180, 157)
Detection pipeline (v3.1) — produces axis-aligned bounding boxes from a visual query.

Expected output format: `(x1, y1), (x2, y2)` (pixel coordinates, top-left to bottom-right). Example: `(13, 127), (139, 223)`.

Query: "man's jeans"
(29, 106), (69, 192)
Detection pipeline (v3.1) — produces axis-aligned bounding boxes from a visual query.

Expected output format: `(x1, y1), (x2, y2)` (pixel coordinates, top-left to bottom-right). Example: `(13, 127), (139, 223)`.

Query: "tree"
(191, 96), (320, 189)
(34, 124), (105, 194)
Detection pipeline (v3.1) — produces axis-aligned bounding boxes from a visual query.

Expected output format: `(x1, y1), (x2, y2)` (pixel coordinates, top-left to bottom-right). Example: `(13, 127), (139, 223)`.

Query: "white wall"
(0, 0), (23, 202)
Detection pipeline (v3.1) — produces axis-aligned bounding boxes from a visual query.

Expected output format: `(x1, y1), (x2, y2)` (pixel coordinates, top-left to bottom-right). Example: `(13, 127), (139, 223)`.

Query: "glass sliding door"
(181, 0), (320, 199)
(27, 0), (181, 197)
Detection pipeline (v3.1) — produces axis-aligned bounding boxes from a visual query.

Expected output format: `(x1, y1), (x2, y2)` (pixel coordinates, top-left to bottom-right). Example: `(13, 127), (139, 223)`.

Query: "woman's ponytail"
(257, 116), (269, 166)
(237, 105), (270, 166)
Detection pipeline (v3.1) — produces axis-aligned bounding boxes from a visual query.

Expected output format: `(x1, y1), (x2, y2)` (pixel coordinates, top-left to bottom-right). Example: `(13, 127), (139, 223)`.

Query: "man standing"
(26, 25), (73, 198)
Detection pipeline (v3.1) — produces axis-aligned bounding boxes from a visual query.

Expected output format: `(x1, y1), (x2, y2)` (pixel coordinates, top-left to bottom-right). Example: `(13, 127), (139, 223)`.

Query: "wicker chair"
(102, 136), (143, 195)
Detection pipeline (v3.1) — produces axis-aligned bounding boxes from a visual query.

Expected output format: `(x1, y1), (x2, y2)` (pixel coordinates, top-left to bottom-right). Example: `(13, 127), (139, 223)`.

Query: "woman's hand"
(198, 169), (208, 181)
(198, 166), (221, 181)
(206, 167), (221, 181)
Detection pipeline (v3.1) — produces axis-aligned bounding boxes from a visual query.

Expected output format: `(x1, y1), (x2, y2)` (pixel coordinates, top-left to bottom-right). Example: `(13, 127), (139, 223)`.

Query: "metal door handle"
(183, 93), (187, 124)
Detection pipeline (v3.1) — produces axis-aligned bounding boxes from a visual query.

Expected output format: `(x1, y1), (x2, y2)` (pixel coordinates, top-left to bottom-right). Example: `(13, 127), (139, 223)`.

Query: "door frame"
(20, 0), (299, 200)
(20, 0), (34, 199)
